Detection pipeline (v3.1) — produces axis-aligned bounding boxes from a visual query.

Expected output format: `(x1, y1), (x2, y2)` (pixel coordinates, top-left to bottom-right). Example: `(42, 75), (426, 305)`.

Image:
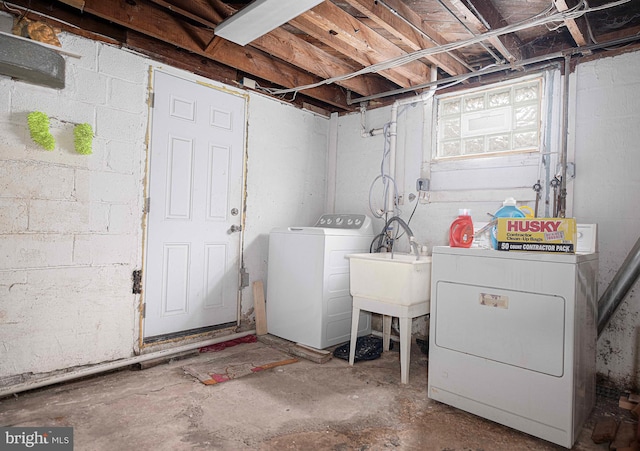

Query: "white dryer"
(266, 214), (374, 349)
(428, 245), (598, 448)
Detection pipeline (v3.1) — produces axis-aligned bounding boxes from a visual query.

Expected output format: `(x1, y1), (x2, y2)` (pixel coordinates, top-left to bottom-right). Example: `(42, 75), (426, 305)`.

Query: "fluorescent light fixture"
(214, 0), (324, 46)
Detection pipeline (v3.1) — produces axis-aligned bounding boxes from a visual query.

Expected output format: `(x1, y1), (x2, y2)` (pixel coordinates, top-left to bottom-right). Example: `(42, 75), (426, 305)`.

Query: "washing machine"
(266, 214), (374, 349)
(428, 243), (598, 448)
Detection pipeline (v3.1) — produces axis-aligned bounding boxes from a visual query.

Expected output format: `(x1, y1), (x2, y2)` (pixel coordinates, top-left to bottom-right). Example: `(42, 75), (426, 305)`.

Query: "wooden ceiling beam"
(251, 27), (398, 98)
(291, 1), (431, 88)
(459, 0), (525, 62)
(553, 0), (589, 46)
(595, 24), (640, 45)
(147, 0), (221, 29)
(125, 31), (237, 83)
(289, 16), (415, 88)
(126, 31), (345, 113)
(203, 0), (398, 100)
(57, 0), (351, 110)
(342, 0), (468, 76)
(138, 0), (394, 100)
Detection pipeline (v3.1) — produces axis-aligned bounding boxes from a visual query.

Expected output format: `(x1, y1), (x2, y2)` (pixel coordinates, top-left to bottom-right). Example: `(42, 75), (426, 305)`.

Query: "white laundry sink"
(347, 252), (432, 306)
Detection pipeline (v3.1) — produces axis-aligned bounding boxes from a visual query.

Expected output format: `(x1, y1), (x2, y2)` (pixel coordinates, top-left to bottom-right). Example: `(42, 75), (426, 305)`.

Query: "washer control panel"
(315, 214), (367, 229)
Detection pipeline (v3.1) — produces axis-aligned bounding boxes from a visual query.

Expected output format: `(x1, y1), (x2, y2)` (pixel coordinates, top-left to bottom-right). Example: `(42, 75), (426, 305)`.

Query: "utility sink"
(347, 253), (432, 306)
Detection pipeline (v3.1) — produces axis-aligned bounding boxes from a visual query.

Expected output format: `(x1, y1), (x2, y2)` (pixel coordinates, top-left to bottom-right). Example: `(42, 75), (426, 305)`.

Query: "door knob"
(228, 224), (242, 234)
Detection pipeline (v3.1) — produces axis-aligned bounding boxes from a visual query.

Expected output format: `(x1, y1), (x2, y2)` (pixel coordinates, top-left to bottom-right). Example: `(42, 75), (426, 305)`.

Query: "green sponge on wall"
(74, 123), (93, 155)
(27, 111), (55, 151)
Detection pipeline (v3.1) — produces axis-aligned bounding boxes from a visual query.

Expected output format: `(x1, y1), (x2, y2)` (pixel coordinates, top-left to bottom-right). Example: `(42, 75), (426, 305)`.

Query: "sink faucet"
(384, 216), (420, 260)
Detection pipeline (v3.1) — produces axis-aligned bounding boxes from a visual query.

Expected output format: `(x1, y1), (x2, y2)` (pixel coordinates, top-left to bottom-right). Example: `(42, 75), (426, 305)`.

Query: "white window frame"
(434, 74), (545, 161)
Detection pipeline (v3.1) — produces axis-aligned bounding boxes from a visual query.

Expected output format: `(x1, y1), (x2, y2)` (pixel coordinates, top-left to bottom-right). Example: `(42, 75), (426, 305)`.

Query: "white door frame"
(139, 66), (249, 347)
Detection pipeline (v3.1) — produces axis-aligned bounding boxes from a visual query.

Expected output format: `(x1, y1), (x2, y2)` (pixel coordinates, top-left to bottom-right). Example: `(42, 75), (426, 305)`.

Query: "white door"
(144, 70), (246, 338)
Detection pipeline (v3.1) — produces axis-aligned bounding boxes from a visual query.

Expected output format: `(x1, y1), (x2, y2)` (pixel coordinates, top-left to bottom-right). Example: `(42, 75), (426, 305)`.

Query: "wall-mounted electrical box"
(416, 178), (430, 192)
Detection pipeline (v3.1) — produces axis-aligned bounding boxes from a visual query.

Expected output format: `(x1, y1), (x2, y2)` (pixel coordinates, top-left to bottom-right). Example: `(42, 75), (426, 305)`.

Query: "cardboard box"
(496, 218), (577, 253)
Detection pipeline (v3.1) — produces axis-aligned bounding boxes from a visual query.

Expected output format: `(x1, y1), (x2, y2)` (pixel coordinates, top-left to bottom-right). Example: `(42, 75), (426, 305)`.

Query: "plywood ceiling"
(2, 0), (640, 113)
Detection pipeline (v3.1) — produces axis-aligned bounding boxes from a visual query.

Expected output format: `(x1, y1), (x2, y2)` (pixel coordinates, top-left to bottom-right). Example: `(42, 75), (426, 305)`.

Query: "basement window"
(435, 75), (543, 159)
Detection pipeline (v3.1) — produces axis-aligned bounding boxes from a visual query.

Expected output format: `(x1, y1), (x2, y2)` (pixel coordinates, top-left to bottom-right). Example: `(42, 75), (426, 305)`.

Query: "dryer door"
(433, 281), (566, 377)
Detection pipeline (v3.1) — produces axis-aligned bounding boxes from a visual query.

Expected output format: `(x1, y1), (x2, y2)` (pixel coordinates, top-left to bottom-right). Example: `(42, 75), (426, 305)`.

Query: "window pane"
(441, 99), (461, 116)
(441, 140), (461, 157)
(464, 95), (484, 112)
(514, 131), (538, 149)
(442, 118), (461, 139)
(488, 90), (511, 107)
(463, 137), (484, 154)
(488, 134), (511, 152)
(515, 83), (538, 102)
(515, 105), (537, 129)
(435, 75), (543, 160)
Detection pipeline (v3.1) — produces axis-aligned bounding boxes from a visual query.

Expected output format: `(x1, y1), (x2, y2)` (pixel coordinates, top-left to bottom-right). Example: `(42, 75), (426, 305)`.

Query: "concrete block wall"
(241, 94), (329, 318)
(0, 31), (149, 381)
(572, 50), (640, 389)
(0, 19), (330, 384)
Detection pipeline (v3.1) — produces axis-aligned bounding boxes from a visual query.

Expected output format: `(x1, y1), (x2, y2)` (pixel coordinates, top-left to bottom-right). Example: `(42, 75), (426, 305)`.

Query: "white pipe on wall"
(0, 330), (256, 398)
(359, 104), (385, 137)
(361, 66), (437, 215)
(386, 69), (438, 213)
(386, 102), (399, 214)
(326, 112), (339, 213)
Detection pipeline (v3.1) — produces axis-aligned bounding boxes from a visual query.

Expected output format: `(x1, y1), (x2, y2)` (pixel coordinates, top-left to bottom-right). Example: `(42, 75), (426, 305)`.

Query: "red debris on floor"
(199, 334), (257, 353)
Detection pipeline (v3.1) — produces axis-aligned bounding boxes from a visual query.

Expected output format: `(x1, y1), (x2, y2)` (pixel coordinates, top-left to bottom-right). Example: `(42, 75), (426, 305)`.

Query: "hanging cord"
(260, 0), (630, 97)
(368, 122), (400, 218)
(393, 197), (419, 241)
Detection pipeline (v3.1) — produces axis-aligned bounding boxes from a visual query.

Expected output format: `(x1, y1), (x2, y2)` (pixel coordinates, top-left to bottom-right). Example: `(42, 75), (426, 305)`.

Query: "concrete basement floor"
(0, 336), (628, 450)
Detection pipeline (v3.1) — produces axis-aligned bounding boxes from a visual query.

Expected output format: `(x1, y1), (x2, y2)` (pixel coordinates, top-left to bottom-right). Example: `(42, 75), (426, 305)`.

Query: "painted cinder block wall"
(572, 51), (640, 389)
(241, 94), (329, 322)
(2, 12), (639, 392)
(0, 33), (147, 382)
(0, 23), (329, 383)
(335, 49), (640, 390)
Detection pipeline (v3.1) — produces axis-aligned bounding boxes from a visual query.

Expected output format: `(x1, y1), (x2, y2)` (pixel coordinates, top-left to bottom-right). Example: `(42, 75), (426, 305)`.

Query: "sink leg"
(399, 316), (412, 384)
(382, 315), (392, 352)
(349, 306), (360, 366)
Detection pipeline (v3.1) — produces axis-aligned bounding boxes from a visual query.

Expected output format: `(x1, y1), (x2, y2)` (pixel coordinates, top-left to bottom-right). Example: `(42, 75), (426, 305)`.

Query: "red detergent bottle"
(449, 209), (474, 248)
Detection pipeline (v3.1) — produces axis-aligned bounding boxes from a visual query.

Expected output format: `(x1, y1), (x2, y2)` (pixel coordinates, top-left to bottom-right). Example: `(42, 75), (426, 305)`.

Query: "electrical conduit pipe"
(385, 66), (438, 214)
(359, 67), (436, 218)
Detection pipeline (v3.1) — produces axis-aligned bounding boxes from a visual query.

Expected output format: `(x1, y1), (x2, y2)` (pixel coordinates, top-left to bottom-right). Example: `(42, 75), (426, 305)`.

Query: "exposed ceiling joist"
(292, 1), (431, 88)
(147, 0), (222, 28)
(1, 0), (638, 113)
(553, 0), (590, 46)
(62, 0), (352, 109)
(214, 1), (397, 98)
(251, 27), (397, 97)
(341, 0), (470, 76)
(457, 0), (525, 62)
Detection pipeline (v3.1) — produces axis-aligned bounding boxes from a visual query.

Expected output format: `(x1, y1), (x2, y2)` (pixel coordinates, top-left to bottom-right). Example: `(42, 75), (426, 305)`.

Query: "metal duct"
(0, 33), (65, 89)
(598, 236), (640, 337)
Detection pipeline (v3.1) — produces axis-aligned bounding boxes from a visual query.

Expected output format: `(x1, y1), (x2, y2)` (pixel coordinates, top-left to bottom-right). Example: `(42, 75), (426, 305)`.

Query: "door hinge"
(132, 269), (142, 294)
(141, 303), (146, 318)
(149, 92), (155, 108)
(144, 197), (150, 214)
(240, 266), (249, 289)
